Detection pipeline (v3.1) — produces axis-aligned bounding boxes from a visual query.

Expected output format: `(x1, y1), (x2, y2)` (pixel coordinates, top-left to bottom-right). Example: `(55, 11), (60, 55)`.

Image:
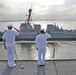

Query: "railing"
(0, 41), (76, 60)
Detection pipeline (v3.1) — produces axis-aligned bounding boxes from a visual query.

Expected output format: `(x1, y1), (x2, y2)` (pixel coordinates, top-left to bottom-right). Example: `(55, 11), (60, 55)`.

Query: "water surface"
(0, 41), (76, 60)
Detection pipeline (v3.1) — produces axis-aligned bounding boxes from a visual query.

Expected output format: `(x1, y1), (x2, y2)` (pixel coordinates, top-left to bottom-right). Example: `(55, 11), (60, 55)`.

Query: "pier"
(0, 60), (76, 75)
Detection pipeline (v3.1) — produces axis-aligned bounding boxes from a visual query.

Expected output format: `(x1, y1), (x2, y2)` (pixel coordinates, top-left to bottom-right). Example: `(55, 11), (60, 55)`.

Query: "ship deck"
(0, 41), (76, 75)
(0, 60), (76, 75)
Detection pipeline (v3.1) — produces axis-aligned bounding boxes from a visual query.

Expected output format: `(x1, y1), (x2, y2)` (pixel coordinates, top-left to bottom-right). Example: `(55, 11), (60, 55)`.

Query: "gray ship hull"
(15, 31), (76, 41)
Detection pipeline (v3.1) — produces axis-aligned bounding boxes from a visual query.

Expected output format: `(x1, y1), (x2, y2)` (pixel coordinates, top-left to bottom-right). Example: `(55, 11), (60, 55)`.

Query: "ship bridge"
(47, 24), (60, 32)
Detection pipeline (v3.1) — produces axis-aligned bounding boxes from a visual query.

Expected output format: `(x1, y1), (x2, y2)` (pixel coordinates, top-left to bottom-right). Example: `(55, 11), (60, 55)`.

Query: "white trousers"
(38, 48), (46, 65)
(6, 44), (16, 67)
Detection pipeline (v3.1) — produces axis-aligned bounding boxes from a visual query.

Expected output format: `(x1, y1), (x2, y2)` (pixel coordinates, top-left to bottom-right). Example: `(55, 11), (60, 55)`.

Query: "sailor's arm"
(13, 27), (22, 35)
(45, 32), (52, 39)
(3, 39), (6, 49)
(35, 37), (38, 50)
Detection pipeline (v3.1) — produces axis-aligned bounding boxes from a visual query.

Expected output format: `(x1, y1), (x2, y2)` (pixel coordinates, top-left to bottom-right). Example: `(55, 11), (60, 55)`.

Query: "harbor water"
(0, 41), (76, 60)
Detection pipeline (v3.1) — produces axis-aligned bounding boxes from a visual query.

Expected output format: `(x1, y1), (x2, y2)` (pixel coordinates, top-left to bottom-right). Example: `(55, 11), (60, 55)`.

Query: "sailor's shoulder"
(11, 30), (16, 33)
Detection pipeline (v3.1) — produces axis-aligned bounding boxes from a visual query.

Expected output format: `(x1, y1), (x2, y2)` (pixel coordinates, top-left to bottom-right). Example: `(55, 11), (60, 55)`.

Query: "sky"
(0, 0), (76, 21)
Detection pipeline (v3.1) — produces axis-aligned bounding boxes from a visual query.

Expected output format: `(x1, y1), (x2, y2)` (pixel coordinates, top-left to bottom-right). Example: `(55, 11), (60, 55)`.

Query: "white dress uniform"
(35, 33), (51, 65)
(2, 28), (19, 67)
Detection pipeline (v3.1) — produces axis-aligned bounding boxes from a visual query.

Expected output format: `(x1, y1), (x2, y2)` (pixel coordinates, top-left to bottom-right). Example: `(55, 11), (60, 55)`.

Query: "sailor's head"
(40, 29), (45, 34)
(7, 24), (13, 29)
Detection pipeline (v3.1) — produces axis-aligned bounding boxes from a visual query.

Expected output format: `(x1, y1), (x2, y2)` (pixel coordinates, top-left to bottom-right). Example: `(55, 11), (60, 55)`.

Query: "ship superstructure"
(17, 8), (41, 40)
(46, 23), (76, 40)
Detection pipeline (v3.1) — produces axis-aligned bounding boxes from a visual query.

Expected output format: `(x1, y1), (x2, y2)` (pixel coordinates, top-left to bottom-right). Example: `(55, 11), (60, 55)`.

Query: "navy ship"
(15, 8), (76, 41)
(1, 8), (76, 41)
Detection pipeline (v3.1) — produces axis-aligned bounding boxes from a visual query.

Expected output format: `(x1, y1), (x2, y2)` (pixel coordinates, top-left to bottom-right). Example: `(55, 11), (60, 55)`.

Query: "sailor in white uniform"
(2, 25), (22, 67)
(35, 29), (51, 66)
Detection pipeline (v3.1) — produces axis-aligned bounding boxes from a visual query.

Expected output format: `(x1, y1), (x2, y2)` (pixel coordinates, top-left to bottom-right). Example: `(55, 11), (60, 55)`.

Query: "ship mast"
(27, 8), (32, 24)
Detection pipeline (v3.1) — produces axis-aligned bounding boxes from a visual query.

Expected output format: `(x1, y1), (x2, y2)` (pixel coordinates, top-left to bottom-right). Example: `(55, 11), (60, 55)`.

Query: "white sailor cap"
(7, 24), (13, 27)
(40, 29), (45, 32)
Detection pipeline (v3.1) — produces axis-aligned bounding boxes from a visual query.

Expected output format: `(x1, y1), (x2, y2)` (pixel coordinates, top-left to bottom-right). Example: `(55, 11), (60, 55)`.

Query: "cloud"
(64, 0), (76, 4)
(32, 4), (76, 21)
(0, 2), (6, 8)
(47, 5), (76, 21)
(0, 0), (76, 21)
